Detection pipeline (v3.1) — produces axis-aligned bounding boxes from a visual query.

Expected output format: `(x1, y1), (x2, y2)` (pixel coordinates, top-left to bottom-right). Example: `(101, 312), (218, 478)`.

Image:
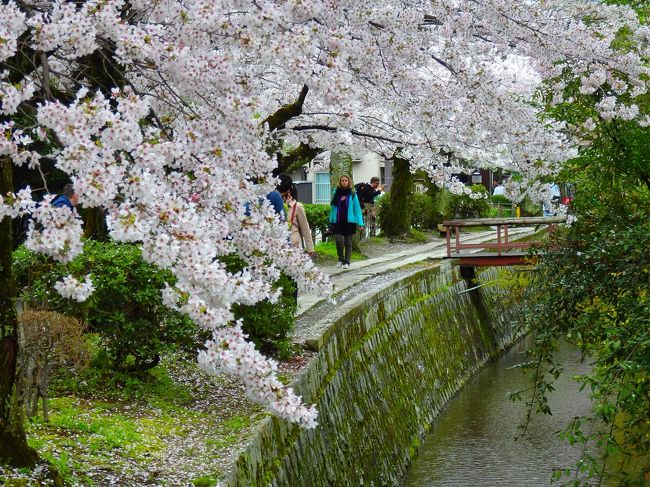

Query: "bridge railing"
(442, 216), (566, 258)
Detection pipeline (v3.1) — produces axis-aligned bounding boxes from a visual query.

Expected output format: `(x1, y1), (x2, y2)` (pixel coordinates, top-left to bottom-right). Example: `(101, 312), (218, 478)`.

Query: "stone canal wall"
(229, 262), (523, 486)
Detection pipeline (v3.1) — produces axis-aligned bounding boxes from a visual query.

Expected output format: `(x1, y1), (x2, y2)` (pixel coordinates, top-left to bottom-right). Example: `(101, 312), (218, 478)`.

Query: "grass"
(8, 350), (265, 486)
(372, 229), (432, 243)
(365, 236), (388, 245)
(406, 228), (430, 243)
(313, 240), (367, 264)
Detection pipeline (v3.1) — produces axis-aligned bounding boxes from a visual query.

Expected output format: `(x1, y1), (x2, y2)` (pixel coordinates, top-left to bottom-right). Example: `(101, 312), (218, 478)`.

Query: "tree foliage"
(521, 190), (649, 485)
(303, 204), (330, 240)
(13, 242), (196, 373)
(517, 13), (650, 476)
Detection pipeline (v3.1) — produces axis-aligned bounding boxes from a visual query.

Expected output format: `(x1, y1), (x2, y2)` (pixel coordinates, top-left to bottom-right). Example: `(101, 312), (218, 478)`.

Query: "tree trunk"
(0, 157), (38, 467)
(382, 155), (413, 238)
(82, 207), (108, 241)
(329, 151), (353, 189)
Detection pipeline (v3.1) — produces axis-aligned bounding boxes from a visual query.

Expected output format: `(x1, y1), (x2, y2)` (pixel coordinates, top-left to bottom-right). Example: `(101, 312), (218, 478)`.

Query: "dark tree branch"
(38, 51), (52, 100)
(291, 124), (416, 146)
(262, 84), (309, 133)
(276, 143), (324, 175)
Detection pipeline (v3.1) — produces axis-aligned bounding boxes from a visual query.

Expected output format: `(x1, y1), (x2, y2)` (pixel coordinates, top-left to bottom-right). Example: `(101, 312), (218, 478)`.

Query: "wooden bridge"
(442, 216), (566, 267)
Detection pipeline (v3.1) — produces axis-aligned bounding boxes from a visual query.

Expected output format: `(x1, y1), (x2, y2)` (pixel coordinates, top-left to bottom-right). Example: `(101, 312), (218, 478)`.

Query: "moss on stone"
(229, 263), (524, 486)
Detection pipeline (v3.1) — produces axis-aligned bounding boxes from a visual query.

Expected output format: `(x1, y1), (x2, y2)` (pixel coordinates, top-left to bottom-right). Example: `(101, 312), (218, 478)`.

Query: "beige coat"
(287, 200), (314, 253)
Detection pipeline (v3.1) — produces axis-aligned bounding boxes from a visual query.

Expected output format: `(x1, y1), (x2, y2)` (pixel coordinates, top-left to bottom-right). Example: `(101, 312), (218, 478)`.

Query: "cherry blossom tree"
(1, 0), (647, 466)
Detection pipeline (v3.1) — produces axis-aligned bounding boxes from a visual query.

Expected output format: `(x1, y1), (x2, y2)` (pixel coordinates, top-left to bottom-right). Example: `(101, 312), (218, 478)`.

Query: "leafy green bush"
(406, 228), (430, 243)
(490, 194), (511, 205)
(521, 192), (650, 483)
(520, 197), (542, 217)
(303, 203), (330, 240)
(220, 255), (296, 358)
(487, 205), (513, 218)
(13, 241), (195, 372)
(410, 192), (441, 230)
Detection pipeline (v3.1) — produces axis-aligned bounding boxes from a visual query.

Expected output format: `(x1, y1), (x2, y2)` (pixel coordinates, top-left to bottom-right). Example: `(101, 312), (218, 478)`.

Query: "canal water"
(402, 337), (595, 486)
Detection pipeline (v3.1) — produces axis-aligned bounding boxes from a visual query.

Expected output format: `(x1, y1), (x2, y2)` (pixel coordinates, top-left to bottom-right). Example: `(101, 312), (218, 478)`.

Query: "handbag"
(322, 224), (336, 239)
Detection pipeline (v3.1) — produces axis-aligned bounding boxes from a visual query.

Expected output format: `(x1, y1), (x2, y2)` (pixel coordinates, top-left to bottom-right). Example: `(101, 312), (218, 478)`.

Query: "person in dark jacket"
(329, 175), (364, 269)
(356, 177), (383, 208)
(51, 183), (78, 210)
(356, 177), (383, 237)
(267, 173), (293, 220)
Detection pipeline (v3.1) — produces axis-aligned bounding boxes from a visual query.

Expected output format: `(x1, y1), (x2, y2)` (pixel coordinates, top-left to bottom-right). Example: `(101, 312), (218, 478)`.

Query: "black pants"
(335, 233), (353, 264)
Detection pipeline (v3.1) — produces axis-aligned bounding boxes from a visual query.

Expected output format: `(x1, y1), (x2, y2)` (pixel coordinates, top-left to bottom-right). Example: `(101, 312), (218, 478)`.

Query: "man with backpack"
(355, 177), (383, 208)
(354, 177), (383, 237)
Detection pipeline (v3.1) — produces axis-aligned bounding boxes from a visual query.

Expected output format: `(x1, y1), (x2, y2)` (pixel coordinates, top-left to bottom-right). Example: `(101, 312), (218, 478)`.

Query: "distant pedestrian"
(267, 173), (293, 220)
(492, 181), (505, 196)
(355, 177), (383, 208)
(329, 175), (364, 269)
(51, 183), (78, 210)
(355, 176), (383, 237)
(544, 183), (562, 216)
(284, 190), (314, 256)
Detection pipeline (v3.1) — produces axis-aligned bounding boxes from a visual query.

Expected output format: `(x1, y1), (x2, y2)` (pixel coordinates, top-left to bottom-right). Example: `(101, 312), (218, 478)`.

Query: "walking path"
(293, 227), (537, 347)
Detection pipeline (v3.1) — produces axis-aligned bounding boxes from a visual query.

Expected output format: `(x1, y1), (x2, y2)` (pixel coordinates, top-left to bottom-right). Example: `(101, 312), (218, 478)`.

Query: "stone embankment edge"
(228, 261), (524, 486)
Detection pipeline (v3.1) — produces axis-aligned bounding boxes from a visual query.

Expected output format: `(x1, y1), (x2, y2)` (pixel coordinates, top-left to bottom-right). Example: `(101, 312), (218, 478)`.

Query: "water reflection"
(402, 337), (594, 487)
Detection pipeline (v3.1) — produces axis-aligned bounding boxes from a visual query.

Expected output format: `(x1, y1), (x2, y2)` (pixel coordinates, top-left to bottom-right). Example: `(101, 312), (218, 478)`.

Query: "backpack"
(354, 182), (368, 208)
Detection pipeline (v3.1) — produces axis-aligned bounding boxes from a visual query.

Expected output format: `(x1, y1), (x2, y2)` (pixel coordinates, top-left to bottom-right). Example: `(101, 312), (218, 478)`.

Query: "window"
(314, 173), (331, 204)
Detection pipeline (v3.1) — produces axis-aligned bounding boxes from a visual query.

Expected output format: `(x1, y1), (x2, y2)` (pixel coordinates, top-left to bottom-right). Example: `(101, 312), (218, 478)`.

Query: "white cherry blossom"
(54, 274), (95, 302)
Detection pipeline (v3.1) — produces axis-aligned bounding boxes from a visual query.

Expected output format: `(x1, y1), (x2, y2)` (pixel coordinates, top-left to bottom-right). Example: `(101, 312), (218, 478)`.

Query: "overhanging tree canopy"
(0, 1), (648, 454)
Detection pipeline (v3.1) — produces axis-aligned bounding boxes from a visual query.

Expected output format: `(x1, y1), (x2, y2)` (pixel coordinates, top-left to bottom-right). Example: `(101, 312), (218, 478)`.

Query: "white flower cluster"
(0, 3), (26, 62)
(54, 274), (95, 302)
(0, 78), (36, 116)
(28, 1), (98, 58)
(0, 121), (40, 167)
(198, 323), (318, 429)
(25, 197), (84, 264)
(565, 214), (578, 227)
(0, 187), (35, 220)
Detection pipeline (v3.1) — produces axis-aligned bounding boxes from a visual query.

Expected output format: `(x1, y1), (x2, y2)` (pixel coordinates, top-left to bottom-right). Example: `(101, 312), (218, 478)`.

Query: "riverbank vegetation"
(522, 191), (649, 485)
(515, 2), (650, 481)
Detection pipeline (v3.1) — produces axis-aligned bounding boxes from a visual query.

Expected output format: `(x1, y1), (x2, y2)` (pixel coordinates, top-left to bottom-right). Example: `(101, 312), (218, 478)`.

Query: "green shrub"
(407, 228), (430, 243)
(220, 255), (296, 358)
(410, 192), (441, 230)
(520, 197), (543, 217)
(303, 203), (330, 240)
(13, 241), (195, 373)
(487, 205), (513, 218)
(490, 194), (511, 205)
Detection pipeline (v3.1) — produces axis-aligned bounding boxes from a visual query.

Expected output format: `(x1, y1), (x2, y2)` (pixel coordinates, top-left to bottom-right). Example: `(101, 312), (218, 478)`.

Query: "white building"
(290, 152), (390, 204)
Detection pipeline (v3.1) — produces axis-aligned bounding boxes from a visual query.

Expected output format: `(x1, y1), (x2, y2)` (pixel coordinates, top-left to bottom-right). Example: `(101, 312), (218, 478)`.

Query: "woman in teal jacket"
(329, 175), (364, 269)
